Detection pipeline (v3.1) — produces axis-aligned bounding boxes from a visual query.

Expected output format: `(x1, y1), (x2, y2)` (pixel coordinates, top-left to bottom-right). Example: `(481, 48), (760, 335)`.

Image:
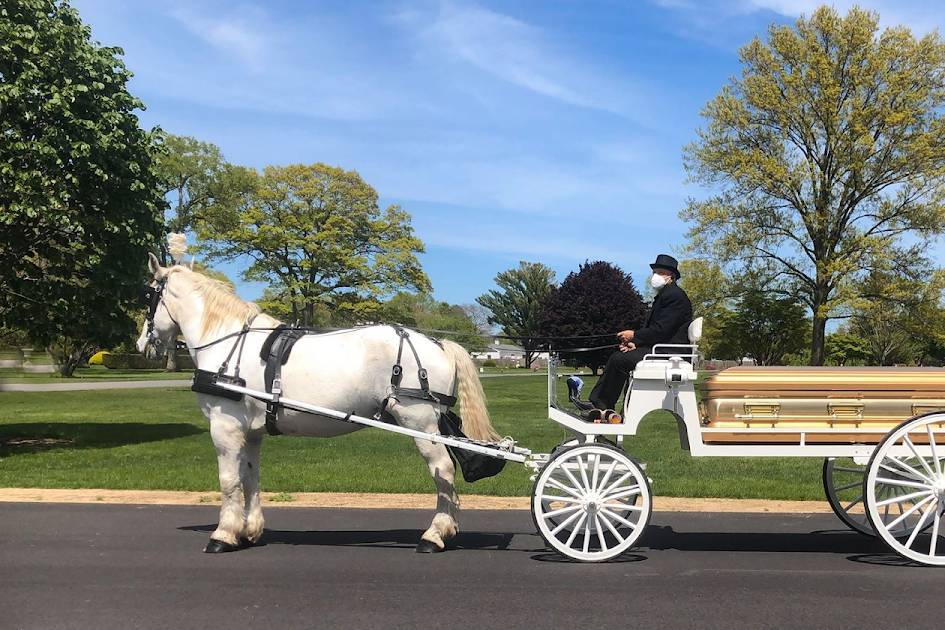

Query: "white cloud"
(396, 1), (645, 117)
(168, 4), (269, 72)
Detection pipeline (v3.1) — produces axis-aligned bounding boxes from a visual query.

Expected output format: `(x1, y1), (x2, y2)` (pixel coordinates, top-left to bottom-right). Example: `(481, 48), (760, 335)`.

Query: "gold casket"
(700, 366), (945, 444)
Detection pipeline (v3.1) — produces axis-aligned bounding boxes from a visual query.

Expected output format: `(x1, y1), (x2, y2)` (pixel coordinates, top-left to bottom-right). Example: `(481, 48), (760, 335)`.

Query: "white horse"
(136, 253), (501, 553)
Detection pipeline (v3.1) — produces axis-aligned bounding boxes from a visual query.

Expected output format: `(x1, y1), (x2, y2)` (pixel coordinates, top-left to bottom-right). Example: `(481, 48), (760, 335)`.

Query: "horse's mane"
(166, 266), (272, 335)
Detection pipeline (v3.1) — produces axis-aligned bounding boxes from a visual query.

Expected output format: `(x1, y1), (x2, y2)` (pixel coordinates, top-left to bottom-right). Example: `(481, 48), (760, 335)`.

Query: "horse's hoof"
(416, 539), (444, 554)
(238, 537), (257, 549)
(204, 539), (240, 554)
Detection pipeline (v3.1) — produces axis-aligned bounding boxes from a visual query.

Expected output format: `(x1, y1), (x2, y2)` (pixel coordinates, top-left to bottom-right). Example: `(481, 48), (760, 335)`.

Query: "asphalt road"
(2, 503), (943, 629)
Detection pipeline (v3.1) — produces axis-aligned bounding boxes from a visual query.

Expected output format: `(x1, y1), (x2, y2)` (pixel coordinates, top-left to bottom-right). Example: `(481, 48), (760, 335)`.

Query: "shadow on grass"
(0, 422), (205, 455)
(179, 523), (522, 551)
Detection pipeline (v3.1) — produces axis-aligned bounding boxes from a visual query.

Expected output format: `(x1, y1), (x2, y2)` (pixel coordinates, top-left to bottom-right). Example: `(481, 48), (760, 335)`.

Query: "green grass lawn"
(0, 366), (191, 383)
(0, 375), (826, 500)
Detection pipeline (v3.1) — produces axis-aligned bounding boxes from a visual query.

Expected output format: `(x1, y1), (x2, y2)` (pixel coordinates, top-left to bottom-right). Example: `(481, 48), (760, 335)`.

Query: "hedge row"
(102, 353), (195, 370)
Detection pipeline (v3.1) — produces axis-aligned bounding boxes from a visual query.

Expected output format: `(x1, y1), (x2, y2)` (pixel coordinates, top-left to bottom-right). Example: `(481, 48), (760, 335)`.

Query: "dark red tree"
(539, 261), (647, 373)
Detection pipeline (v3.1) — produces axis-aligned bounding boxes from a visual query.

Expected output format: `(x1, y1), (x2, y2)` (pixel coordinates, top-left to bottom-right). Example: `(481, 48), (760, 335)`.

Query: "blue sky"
(72, 0), (945, 305)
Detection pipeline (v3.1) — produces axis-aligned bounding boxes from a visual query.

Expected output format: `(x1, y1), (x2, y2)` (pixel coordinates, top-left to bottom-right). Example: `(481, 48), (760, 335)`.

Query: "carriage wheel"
(823, 457), (918, 537)
(823, 457), (875, 536)
(532, 443), (651, 562)
(865, 413), (945, 566)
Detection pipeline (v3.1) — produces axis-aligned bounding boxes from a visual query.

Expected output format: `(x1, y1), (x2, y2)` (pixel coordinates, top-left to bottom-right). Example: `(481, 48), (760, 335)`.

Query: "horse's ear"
(147, 253), (164, 278)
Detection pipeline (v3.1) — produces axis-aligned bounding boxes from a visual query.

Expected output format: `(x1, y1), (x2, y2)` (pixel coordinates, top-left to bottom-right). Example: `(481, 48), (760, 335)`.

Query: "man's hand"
(619, 342), (636, 353)
(617, 329), (634, 342)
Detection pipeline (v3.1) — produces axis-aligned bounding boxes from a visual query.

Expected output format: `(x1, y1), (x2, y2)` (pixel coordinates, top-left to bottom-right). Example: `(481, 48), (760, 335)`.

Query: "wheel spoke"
(930, 509), (941, 557)
(596, 458), (618, 495)
(603, 485), (641, 502)
(577, 455), (592, 494)
(886, 494), (935, 531)
(541, 494), (583, 504)
(602, 501), (643, 512)
(600, 506), (637, 529)
(591, 453), (601, 493)
(903, 501), (936, 550)
(551, 508), (583, 536)
(582, 518), (591, 553)
(545, 478), (583, 500)
(875, 488), (933, 508)
(542, 504), (581, 520)
(565, 513), (586, 547)
(600, 471), (633, 497)
(903, 435), (936, 479)
(559, 460), (586, 496)
(876, 476), (932, 491)
(594, 513), (607, 552)
(834, 466), (866, 474)
(833, 480), (861, 492)
(598, 510), (626, 543)
(881, 456), (934, 484)
(928, 426), (943, 477)
(842, 495), (863, 513)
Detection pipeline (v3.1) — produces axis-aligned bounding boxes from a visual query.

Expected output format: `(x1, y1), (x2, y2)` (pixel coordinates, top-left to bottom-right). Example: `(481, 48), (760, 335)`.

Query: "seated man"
(587, 254), (692, 421)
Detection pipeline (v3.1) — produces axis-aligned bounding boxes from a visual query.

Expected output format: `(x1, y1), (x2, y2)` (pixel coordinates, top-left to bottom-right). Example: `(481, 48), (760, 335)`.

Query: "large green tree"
(197, 163), (429, 326)
(477, 261), (555, 368)
(0, 0), (163, 375)
(714, 289), (810, 365)
(154, 133), (227, 235)
(539, 261), (646, 373)
(683, 6), (945, 365)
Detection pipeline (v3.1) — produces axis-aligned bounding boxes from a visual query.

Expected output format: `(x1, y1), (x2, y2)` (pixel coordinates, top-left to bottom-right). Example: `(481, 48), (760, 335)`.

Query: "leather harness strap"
(389, 325), (457, 408)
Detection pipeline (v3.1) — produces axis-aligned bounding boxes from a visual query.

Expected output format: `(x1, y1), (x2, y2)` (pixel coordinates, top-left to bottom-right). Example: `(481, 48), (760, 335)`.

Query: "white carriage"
(532, 318), (945, 565)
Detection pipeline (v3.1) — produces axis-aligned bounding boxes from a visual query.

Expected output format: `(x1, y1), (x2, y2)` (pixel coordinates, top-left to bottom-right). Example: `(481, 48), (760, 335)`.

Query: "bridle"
(139, 276), (177, 349)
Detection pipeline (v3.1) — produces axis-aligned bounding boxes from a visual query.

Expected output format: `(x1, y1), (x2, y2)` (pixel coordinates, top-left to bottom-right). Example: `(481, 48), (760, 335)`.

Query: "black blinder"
(140, 285), (157, 307)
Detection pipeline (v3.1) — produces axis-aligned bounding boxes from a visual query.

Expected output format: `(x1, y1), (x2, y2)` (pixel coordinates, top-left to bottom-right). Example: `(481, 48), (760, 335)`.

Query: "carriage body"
(537, 330), (945, 565)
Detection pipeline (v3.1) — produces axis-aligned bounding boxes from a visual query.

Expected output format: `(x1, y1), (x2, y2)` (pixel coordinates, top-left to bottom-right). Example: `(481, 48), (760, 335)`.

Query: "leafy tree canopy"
(683, 6), (945, 364)
(0, 0), (164, 375)
(196, 163), (430, 326)
(539, 261), (645, 373)
(154, 133), (226, 234)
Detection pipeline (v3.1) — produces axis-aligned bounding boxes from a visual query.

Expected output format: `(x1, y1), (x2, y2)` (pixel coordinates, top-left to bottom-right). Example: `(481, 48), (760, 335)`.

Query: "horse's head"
(136, 253), (183, 357)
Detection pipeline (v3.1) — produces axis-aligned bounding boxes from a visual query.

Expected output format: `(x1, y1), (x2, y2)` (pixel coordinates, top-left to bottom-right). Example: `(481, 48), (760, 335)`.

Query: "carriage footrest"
(192, 369), (246, 401)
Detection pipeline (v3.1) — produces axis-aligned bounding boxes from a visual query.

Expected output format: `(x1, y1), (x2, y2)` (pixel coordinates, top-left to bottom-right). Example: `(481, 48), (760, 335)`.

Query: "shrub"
(481, 360), (497, 368)
(88, 351), (111, 366)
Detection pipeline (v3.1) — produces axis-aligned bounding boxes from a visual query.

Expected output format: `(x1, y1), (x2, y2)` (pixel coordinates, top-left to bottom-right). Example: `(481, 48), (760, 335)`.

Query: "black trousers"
(589, 346), (651, 410)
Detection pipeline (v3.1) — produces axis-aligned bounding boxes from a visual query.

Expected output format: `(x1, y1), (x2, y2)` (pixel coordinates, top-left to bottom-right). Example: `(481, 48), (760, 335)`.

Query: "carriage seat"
(630, 317), (702, 383)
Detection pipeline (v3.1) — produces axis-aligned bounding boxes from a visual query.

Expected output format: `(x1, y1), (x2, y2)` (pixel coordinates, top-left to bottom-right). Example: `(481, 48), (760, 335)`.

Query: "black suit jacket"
(633, 282), (693, 347)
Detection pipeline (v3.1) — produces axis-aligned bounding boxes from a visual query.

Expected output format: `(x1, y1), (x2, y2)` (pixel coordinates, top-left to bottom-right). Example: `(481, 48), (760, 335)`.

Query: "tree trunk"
(811, 314), (827, 365)
(524, 349), (533, 369)
(165, 347), (179, 372)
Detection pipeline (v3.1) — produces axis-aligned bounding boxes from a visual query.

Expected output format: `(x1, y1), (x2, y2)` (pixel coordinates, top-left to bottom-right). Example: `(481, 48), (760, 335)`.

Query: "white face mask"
(650, 273), (669, 289)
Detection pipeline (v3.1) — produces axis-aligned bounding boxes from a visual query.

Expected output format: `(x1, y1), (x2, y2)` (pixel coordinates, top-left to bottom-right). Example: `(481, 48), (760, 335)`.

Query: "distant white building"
(471, 338), (550, 367)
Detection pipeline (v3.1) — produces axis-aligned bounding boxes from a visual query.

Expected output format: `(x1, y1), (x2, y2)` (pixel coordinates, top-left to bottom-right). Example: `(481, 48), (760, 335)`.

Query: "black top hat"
(649, 254), (680, 279)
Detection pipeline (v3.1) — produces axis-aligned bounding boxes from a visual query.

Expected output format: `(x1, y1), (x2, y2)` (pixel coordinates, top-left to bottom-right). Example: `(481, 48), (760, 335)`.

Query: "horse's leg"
(390, 401), (459, 553)
(205, 413), (248, 553)
(240, 430), (265, 546)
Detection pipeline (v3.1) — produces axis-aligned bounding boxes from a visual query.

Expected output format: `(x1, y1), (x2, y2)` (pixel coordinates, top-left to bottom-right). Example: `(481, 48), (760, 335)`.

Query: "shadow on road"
(641, 525), (887, 555)
(180, 523), (531, 552)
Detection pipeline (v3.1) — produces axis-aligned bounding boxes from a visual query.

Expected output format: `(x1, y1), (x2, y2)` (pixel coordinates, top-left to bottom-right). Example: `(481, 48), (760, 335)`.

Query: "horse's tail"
(440, 340), (501, 443)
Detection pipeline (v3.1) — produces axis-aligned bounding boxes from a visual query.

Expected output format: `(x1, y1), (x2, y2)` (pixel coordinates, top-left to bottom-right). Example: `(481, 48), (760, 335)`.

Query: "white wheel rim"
(533, 444), (651, 562)
(866, 414), (945, 565)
